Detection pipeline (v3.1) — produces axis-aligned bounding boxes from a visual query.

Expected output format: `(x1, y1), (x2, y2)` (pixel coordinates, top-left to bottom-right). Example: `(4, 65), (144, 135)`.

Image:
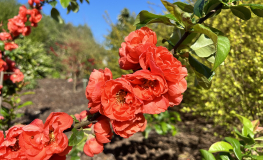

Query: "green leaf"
(0, 106), (9, 117)
(251, 143), (263, 149)
(234, 128), (255, 145)
(208, 141), (233, 153)
(161, 0), (183, 23)
(216, 153), (234, 160)
(161, 122), (168, 133)
(17, 101), (33, 109)
(70, 157), (81, 160)
(154, 124), (163, 135)
(193, 24), (218, 48)
(85, 0), (89, 4)
(235, 114), (253, 132)
(68, 128), (85, 146)
(70, 1), (79, 13)
(200, 149), (216, 160)
(60, 0), (70, 8)
(0, 41), (4, 51)
(230, 6), (251, 20)
(212, 36), (230, 71)
(204, 0), (221, 14)
(190, 34), (216, 57)
(51, 8), (64, 24)
(194, 0), (205, 17)
(173, 2), (194, 13)
(49, 1), (57, 8)
(189, 54), (214, 80)
(225, 137), (242, 160)
(241, 4), (263, 17)
(79, 0), (83, 3)
(134, 11), (177, 29)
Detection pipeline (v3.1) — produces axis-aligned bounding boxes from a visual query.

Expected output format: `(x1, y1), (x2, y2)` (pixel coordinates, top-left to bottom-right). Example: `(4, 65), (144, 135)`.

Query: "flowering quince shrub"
(1, 0), (263, 159)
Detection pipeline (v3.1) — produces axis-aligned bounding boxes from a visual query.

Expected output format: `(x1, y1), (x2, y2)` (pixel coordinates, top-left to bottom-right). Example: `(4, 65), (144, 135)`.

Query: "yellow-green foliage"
(182, 0), (263, 127)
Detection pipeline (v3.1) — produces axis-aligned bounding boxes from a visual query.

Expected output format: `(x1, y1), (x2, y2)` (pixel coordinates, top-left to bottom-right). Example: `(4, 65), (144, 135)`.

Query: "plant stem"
(172, 3), (223, 52)
(64, 112), (101, 133)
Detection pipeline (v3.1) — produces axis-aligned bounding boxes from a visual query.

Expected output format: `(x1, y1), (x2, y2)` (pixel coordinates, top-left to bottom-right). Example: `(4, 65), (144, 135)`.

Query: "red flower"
(10, 69), (24, 83)
(119, 27), (157, 70)
(19, 112), (73, 160)
(4, 42), (18, 51)
(0, 131), (6, 158)
(100, 78), (142, 121)
(123, 69), (170, 114)
(0, 32), (12, 41)
(86, 68), (112, 114)
(29, 9), (42, 27)
(0, 59), (8, 72)
(1, 125), (27, 160)
(94, 116), (113, 144)
(112, 113), (147, 138)
(83, 137), (103, 157)
(7, 16), (27, 37)
(140, 46), (187, 83)
(18, 5), (29, 23)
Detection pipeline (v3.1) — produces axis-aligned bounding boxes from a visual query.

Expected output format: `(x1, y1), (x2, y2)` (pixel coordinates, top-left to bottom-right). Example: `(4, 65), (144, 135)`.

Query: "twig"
(172, 3), (223, 52)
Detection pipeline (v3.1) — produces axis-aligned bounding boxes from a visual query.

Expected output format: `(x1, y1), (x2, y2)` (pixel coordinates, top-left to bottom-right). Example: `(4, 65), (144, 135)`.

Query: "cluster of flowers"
(82, 27), (188, 157)
(0, 0), (43, 83)
(0, 112), (73, 160)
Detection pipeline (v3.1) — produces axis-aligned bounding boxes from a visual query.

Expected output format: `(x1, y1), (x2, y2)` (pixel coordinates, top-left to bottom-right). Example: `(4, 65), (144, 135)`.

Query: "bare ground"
(10, 79), (226, 160)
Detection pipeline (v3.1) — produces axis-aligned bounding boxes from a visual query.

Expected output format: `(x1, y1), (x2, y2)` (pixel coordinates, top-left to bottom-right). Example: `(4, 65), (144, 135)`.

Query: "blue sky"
(18, 0), (174, 44)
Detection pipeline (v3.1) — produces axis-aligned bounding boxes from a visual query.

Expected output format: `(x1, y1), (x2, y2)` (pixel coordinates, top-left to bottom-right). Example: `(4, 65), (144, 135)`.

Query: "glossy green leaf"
(234, 128), (255, 145)
(193, 24), (218, 47)
(60, 0), (70, 8)
(173, 2), (194, 13)
(194, 0), (205, 17)
(189, 54), (214, 80)
(230, 6), (251, 20)
(70, 1), (79, 13)
(216, 153), (234, 160)
(235, 114), (253, 132)
(200, 149), (216, 160)
(69, 128), (84, 146)
(208, 141), (233, 153)
(241, 4), (263, 17)
(212, 36), (230, 71)
(242, 126), (254, 138)
(190, 34), (216, 57)
(51, 8), (64, 24)
(0, 41), (4, 51)
(251, 143), (263, 149)
(161, 0), (182, 23)
(49, 1), (57, 8)
(204, 0), (221, 14)
(134, 11), (177, 29)
(225, 137), (242, 160)
(250, 4), (263, 17)
(17, 101), (33, 109)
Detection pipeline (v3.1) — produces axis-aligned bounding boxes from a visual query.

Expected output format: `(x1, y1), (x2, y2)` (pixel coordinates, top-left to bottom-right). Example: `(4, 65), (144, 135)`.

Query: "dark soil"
(11, 79), (227, 160)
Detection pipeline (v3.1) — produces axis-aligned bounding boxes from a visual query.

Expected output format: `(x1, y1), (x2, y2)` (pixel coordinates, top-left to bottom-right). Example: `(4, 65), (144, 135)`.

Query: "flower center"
(10, 138), (20, 152)
(116, 89), (127, 104)
(142, 80), (155, 89)
(49, 131), (55, 143)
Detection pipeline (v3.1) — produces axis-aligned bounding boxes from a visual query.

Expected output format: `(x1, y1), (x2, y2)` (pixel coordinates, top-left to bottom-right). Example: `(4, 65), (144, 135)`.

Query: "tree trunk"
(73, 72), (77, 92)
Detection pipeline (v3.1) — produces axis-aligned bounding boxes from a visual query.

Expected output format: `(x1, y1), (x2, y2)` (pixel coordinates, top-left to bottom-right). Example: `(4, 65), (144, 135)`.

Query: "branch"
(172, 3), (223, 52)
(63, 112), (101, 133)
